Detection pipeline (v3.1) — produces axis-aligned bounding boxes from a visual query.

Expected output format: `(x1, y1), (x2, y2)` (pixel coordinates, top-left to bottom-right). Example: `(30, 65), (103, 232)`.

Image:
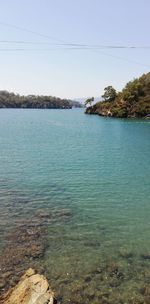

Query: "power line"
(0, 21), (150, 68)
(0, 47), (149, 68)
(1, 22), (150, 49)
(0, 47), (149, 67)
(0, 47), (111, 50)
(0, 40), (150, 49)
(91, 49), (150, 68)
(0, 21), (70, 44)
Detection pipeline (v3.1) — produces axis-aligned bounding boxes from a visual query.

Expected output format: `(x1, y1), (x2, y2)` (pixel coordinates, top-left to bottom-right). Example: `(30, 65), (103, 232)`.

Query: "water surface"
(0, 109), (150, 303)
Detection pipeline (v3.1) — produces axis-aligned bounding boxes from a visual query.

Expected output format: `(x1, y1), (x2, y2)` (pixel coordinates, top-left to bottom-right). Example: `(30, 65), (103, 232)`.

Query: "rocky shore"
(1, 268), (56, 304)
(85, 100), (150, 118)
(1, 258), (150, 304)
(0, 207), (150, 304)
(85, 72), (150, 118)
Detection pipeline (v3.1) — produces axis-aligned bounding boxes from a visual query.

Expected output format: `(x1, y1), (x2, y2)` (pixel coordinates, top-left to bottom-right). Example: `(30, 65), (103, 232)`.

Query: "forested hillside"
(0, 91), (73, 109)
(86, 72), (150, 118)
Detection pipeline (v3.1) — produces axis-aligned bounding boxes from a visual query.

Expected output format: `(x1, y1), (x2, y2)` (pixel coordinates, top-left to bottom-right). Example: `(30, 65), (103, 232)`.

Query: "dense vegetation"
(0, 91), (81, 109)
(86, 72), (150, 118)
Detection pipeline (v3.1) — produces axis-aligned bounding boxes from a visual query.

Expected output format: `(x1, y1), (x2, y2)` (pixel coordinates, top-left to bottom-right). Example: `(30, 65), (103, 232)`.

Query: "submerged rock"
(0, 208), (73, 296)
(1, 268), (56, 304)
(0, 223), (47, 295)
(118, 248), (134, 259)
(141, 252), (150, 260)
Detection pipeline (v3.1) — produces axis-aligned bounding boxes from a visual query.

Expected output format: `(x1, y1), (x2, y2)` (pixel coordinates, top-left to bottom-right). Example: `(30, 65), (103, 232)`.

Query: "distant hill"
(85, 72), (150, 118)
(0, 91), (75, 109)
(75, 97), (101, 105)
(69, 100), (83, 108)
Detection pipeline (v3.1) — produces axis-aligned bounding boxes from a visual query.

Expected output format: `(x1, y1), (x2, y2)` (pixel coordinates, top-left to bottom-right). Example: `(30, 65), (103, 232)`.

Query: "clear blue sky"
(0, 0), (150, 99)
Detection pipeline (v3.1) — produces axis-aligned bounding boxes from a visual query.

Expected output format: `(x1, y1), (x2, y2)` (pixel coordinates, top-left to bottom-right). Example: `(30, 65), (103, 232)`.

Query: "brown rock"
(2, 268), (55, 304)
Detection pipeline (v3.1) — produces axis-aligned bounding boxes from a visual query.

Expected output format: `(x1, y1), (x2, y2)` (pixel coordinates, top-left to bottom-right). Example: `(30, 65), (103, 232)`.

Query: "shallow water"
(0, 109), (150, 303)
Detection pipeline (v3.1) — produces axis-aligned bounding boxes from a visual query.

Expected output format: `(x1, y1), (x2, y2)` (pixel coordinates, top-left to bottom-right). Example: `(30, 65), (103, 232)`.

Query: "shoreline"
(1, 268), (56, 304)
(85, 106), (150, 119)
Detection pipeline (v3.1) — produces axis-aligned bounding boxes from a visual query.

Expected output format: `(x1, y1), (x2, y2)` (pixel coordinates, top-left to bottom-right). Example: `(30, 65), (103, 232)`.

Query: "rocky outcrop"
(1, 268), (56, 304)
(85, 72), (150, 118)
(85, 103), (113, 117)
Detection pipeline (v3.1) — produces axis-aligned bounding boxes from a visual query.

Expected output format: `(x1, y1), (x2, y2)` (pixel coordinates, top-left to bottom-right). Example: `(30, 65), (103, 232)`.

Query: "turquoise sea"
(0, 108), (150, 303)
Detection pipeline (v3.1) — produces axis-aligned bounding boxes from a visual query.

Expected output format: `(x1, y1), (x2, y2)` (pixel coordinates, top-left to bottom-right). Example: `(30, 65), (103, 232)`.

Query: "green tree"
(122, 79), (143, 103)
(102, 86), (117, 102)
(85, 97), (94, 107)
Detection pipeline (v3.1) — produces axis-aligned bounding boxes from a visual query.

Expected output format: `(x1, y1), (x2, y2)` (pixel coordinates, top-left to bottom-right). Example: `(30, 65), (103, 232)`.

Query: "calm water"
(0, 108), (150, 303)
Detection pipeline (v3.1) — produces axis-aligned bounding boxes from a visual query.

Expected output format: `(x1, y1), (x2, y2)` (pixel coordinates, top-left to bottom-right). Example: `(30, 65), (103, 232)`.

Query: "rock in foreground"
(2, 268), (55, 304)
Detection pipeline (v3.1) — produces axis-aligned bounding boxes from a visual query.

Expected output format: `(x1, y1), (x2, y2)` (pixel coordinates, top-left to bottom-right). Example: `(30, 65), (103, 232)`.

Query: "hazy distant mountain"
(69, 100), (83, 108)
(75, 97), (102, 104)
